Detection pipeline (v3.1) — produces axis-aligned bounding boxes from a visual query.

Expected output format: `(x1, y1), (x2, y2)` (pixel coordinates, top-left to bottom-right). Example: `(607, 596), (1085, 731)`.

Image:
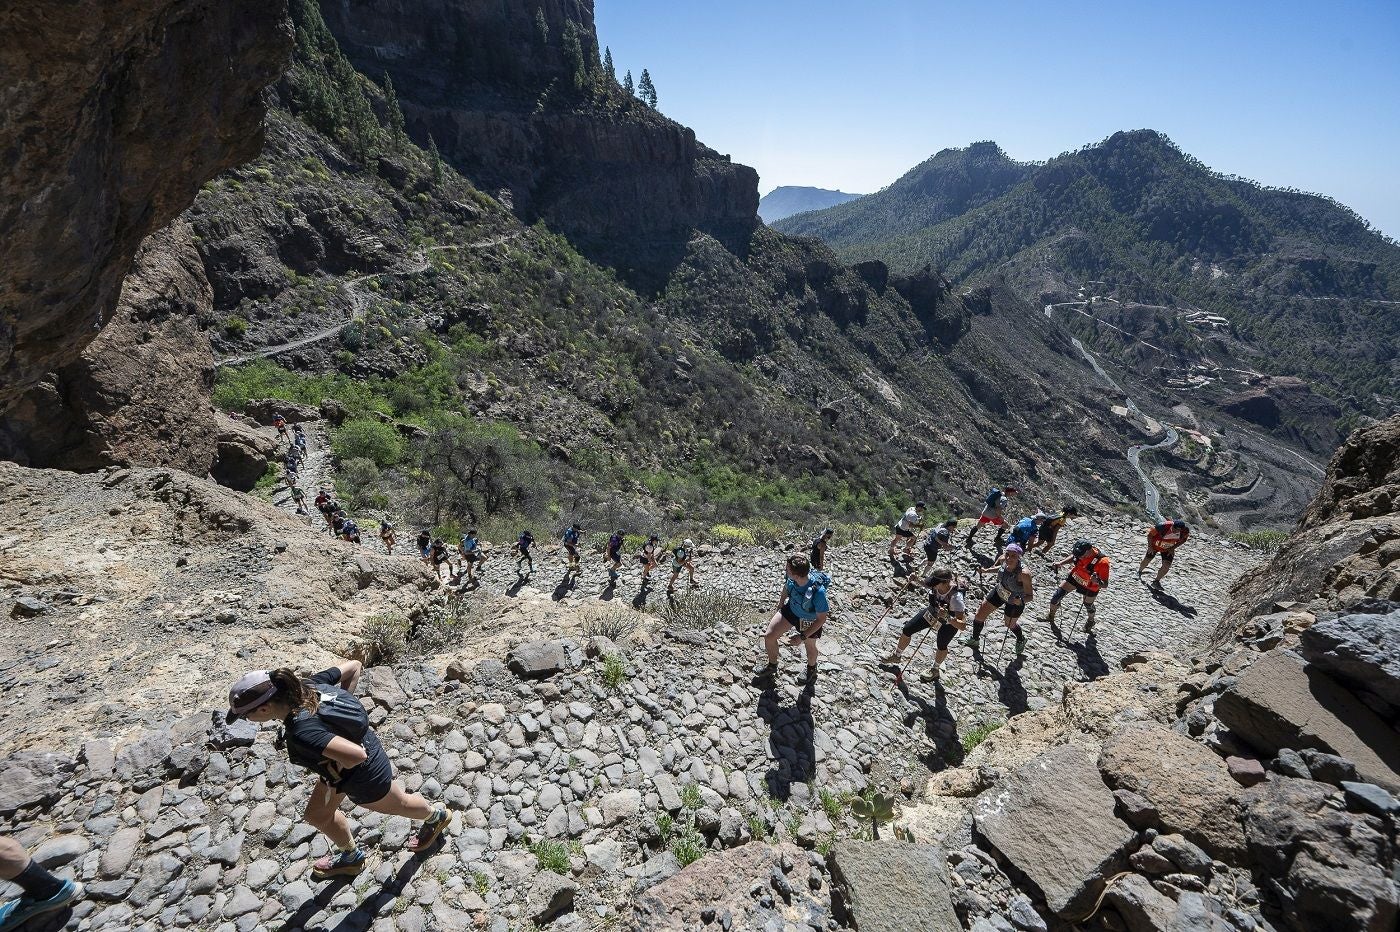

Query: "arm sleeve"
(310, 668), (342, 687)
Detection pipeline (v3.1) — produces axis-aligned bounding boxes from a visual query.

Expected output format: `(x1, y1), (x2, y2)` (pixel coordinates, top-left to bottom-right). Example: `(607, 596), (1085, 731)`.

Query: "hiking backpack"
(985, 487), (1003, 509)
(282, 684), (370, 771)
(790, 570), (833, 615)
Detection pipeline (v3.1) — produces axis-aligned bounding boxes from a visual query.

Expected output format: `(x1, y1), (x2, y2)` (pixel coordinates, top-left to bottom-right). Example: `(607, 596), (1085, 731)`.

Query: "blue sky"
(596, 0), (1400, 237)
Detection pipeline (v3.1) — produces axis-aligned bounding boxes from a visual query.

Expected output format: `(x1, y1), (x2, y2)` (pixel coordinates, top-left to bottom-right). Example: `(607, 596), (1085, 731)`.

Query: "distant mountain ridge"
(758, 186), (862, 223)
(775, 130), (1400, 429)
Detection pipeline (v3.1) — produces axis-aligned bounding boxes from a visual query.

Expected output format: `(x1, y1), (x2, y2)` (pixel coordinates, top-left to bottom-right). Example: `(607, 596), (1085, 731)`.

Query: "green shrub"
(710, 524), (756, 546)
(333, 418), (404, 467)
(659, 587), (756, 631)
(361, 614), (409, 666)
(529, 839), (570, 875)
(1230, 529), (1289, 552)
(670, 822), (705, 867)
(961, 720), (1003, 753)
(223, 315), (249, 338)
(679, 783), (703, 810)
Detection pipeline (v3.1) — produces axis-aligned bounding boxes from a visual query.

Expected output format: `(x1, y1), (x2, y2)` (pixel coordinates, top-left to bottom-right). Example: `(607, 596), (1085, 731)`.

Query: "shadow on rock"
(1144, 581), (1199, 617)
(897, 678), (966, 770)
(756, 679), (817, 802)
(1048, 616), (1110, 680)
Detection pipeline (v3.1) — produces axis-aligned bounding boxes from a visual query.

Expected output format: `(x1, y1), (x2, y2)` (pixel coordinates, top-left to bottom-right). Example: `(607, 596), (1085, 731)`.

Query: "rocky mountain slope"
(776, 131), (1400, 448)
(0, 0), (291, 409)
(758, 187), (863, 224)
(3, 415), (1397, 932)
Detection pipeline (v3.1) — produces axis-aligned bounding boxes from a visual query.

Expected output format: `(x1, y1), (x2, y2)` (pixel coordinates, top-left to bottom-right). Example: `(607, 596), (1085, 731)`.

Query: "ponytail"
(268, 668), (319, 715)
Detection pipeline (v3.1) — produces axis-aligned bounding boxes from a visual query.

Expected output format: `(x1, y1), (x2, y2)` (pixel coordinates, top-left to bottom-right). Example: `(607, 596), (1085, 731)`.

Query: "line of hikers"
(760, 489), (1191, 686)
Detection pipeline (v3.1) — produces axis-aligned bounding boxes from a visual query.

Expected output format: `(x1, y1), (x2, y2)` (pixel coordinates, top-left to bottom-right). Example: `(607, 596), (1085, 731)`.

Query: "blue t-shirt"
(460, 536), (478, 552)
(1009, 518), (1038, 545)
(784, 576), (830, 621)
(563, 528), (579, 546)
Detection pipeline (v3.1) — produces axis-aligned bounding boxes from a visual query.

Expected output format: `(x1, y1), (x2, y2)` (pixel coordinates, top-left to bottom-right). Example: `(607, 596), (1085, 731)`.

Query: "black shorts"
(1148, 548), (1176, 566)
(606, 549), (621, 562)
(923, 542), (940, 561)
(462, 551), (480, 563)
(809, 548), (824, 570)
(779, 603), (823, 638)
(335, 730), (394, 805)
(902, 609), (935, 637)
(985, 591), (1026, 619)
(1069, 579), (1098, 598)
(564, 544), (578, 557)
(892, 525), (915, 539)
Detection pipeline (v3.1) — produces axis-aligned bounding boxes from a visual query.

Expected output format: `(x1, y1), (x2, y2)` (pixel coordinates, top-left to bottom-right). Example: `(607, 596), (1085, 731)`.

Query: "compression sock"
(1049, 588), (1067, 606)
(14, 859), (65, 902)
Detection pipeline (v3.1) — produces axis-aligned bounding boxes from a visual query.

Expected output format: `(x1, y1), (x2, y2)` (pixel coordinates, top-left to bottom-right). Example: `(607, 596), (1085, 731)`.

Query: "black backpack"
(282, 684), (370, 771)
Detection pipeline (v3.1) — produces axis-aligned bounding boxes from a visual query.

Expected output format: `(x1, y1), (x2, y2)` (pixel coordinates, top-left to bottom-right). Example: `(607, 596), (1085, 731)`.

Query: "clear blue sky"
(596, 0), (1400, 237)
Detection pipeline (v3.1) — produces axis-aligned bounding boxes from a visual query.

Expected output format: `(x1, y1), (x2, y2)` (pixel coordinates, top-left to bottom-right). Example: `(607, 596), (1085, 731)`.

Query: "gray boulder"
(1242, 776), (1398, 932)
(507, 638), (583, 679)
(0, 751), (74, 815)
(1215, 649), (1400, 792)
(525, 872), (575, 925)
(828, 840), (960, 932)
(1300, 606), (1400, 707)
(973, 744), (1134, 918)
(115, 729), (174, 791)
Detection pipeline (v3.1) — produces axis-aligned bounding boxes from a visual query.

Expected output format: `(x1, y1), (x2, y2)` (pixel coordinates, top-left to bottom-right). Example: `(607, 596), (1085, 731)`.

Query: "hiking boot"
(312, 849), (367, 880)
(1013, 628), (1027, 655)
(879, 653), (903, 665)
(799, 665), (818, 686)
(752, 661), (777, 685)
(0, 880), (84, 931)
(920, 666), (941, 683)
(1084, 611), (1096, 631)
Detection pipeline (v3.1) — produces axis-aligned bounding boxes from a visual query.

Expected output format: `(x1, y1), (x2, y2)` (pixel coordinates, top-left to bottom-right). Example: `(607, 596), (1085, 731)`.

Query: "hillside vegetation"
(777, 131), (1400, 420)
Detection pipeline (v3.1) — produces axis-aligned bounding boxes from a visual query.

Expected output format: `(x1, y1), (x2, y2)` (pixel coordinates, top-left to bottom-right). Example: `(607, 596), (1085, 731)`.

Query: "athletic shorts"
(461, 551), (480, 563)
(606, 549), (621, 562)
(419, 546), (431, 558)
(892, 525), (915, 539)
(1146, 547), (1175, 565)
(809, 548), (824, 570)
(977, 512), (1005, 526)
(564, 544), (578, 557)
(985, 591), (1026, 619)
(923, 542), (941, 561)
(333, 730), (395, 805)
(1068, 579), (1098, 598)
(772, 604), (823, 639)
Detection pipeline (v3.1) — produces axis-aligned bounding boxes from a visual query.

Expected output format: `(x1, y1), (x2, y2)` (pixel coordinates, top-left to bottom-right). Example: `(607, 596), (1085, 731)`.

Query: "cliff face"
(0, 0), (292, 411)
(319, 0), (759, 286)
(1225, 414), (1400, 629)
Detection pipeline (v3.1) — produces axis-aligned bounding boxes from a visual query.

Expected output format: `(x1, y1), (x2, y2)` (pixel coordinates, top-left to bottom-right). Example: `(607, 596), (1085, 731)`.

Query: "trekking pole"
(1069, 599), (1084, 639)
(856, 574), (916, 655)
(995, 626), (1011, 666)
(896, 629), (933, 684)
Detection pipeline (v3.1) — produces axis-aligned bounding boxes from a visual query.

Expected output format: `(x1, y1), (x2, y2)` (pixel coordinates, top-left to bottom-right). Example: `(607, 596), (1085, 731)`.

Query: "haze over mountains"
(757, 186), (862, 224)
(775, 132), (1400, 450)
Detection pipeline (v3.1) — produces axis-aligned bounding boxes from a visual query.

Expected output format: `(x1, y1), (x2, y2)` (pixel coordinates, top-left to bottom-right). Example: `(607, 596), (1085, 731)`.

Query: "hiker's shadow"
(506, 575), (528, 597)
(888, 555), (915, 579)
(275, 851), (429, 932)
(1144, 582), (1198, 617)
(1048, 616), (1110, 680)
(973, 646), (1029, 717)
(552, 573), (577, 602)
(967, 547), (998, 570)
(15, 904), (78, 932)
(897, 678), (965, 771)
(599, 578), (617, 601)
(756, 679), (817, 802)
(631, 579), (653, 610)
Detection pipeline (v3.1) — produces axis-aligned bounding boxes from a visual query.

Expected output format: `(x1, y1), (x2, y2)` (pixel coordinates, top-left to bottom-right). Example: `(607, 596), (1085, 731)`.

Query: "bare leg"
(0, 836), (30, 880)
(763, 612), (787, 665)
(360, 781), (433, 821)
(303, 782), (355, 850)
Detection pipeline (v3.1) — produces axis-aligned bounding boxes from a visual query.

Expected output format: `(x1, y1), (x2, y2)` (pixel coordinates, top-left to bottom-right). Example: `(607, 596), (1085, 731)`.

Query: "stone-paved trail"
(0, 509), (1264, 932)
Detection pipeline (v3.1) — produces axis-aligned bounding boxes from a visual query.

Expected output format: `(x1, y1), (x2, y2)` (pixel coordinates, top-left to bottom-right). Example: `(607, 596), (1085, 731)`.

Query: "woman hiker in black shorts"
(225, 662), (449, 880)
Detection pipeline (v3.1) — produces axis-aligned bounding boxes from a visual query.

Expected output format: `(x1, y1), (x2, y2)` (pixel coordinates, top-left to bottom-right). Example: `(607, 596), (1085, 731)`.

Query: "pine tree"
(562, 21), (587, 92)
(382, 72), (406, 145)
(638, 69), (657, 108)
(603, 46), (616, 82)
(428, 134), (443, 186)
(535, 8), (549, 44)
(623, 70), (634, 96)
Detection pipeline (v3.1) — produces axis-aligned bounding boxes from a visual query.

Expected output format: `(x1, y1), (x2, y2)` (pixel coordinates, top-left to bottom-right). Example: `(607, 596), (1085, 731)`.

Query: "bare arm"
(1021, 569), (1034, 602)
(338, 660), (363, 693)
(802, 611), (828, 638)
(322, 735), (368, 769)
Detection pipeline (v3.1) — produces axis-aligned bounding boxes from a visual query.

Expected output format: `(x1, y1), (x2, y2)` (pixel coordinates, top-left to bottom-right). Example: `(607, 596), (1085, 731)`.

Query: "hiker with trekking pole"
(879, 566), (971, 683)
(965, 486), (1017, 550)
(971, 543), (1034, 658)
(1046, 540), (1111, 633)
(1139, 519), (1189, 590)
(888, 501), (927, 563)
(1032, 504), (1078, 557)
(921, 518), (959, 573)
(224, 661), (449, 881)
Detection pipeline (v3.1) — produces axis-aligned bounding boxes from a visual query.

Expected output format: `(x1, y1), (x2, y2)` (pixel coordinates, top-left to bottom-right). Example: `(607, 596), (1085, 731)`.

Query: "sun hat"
(226, 671), (276, 723)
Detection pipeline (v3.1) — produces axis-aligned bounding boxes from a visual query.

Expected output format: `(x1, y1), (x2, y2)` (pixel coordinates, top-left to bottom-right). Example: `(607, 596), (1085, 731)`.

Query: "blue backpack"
(788, 570), (833, 615)
(985, 487), (1003, 509)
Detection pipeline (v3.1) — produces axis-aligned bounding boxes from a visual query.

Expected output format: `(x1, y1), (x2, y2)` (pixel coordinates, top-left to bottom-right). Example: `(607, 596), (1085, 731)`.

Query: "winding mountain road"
(215, 233), (519, 368)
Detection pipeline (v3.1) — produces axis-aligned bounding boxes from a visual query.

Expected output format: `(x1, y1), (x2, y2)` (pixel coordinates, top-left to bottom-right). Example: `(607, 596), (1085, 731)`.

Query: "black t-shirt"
(283, 668), (345, 780)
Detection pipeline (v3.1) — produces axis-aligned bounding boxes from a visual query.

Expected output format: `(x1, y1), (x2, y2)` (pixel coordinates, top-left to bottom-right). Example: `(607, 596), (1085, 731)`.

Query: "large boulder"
(209, 412), (276, 492)
(1300, 605), (1400, 708)
(1214, 650), (1400, 792)
(1241, 776), (1398, 932)
(828, 840), (960, 932)
(1098, 722), (1247, 860)
(0, 0), (291, 410)
(507, 639), (584, 680)
(1105, 875), (1235, 932)
(630, 842), (825, 930)
(0, 752), (72, 815)
(973, 744), (1134, 918)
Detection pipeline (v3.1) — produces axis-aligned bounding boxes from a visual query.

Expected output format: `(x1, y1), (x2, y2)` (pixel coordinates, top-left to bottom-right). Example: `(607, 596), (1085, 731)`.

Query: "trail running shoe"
(0, 880), (84, 931)
(311, 849), (366, 880)
(409, 807), (449, 853)
(879, 654), (903, 665)
(1014, 629), (1027, 656)
(921, 666), (941, 683)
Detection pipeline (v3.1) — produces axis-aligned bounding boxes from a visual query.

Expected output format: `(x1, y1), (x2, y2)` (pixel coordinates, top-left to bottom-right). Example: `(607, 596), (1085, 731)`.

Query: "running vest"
(1070, 550), (1110, 592)
(1150, 521), (1187, 550)
(996, 564), (1028, 603)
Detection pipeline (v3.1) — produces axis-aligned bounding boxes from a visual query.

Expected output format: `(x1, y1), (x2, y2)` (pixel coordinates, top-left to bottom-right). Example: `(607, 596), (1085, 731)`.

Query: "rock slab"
(829, 840), (960, 932)
(974, 743), (1134, 918)
(1214, 650), (1400, 792)
(1300, 607), (1400, 707)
